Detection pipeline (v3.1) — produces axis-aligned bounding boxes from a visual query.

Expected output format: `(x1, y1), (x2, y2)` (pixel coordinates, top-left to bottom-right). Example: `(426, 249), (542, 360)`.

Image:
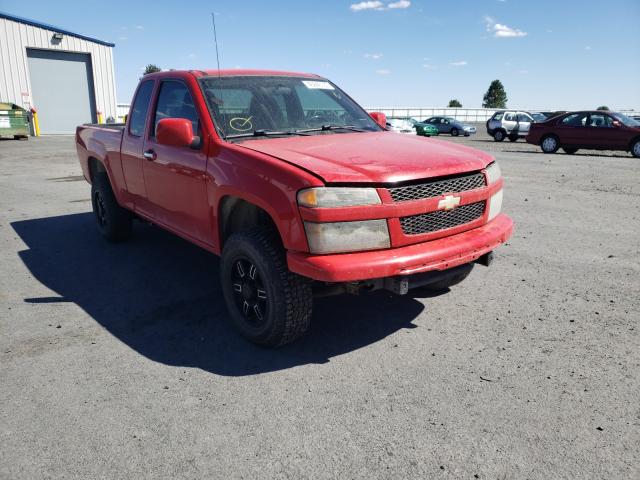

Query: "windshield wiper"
(296, 125), (367, 133)
(225, 129), (312, 139)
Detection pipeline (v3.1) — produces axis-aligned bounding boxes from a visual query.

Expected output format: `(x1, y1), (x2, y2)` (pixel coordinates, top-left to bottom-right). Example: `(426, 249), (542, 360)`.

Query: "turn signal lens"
(297, 187), (381, 208)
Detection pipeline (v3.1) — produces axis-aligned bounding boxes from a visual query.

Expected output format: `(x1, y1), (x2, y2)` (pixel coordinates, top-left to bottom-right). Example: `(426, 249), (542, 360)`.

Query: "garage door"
(27, 49), (97, 134)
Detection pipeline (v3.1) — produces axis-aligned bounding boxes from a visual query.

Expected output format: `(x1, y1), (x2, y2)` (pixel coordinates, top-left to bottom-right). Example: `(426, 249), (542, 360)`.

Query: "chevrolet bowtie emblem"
(438, 195), (461, 211)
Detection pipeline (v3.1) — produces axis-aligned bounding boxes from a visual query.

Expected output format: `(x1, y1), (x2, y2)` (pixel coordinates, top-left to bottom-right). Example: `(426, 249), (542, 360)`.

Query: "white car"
(486, 111), (534, 142)
(386, 117), (416, 134)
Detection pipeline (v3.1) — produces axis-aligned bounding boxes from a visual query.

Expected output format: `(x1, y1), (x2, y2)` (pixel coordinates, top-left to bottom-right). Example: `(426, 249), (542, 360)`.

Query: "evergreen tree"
(482, 80), (508, 108)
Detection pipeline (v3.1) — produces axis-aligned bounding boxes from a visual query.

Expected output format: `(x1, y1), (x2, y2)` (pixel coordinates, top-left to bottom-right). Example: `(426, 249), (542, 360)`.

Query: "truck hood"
(238, 132), (493, 184)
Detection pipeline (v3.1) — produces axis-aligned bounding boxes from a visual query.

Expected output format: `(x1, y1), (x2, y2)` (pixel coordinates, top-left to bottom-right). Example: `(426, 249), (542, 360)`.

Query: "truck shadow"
(12, 213), (425, 376)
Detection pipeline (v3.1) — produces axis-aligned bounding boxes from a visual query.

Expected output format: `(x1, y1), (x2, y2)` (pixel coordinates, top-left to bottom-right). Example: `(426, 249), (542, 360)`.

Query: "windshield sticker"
(229, 116), (253, 132)
(302, 81), (334, 90)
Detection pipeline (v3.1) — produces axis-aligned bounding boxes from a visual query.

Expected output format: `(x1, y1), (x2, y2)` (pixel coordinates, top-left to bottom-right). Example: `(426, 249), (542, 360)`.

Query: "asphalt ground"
(1, 129), (638, 479)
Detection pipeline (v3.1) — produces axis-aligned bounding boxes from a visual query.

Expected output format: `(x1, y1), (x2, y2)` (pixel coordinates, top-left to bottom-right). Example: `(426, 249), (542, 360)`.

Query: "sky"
(2, 0), (639, 110)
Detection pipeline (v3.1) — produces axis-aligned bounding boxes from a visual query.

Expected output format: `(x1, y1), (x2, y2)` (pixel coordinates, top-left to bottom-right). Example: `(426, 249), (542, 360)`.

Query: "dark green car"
(410, 118), (439, 137)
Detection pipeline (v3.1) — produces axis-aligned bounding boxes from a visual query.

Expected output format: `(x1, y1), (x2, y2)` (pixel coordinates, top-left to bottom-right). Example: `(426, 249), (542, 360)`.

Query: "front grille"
(388, 172), (485, 202)
(400, 201), (485, 235)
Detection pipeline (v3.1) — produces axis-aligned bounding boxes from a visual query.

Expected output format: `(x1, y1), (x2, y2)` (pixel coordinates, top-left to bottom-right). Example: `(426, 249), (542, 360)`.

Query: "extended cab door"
(121, 79), (155, 215)
(142, 79), (211, 244)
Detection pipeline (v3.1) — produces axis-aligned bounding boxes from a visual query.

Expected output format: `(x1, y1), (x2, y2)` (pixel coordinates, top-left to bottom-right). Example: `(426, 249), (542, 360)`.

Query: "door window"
(517, 113), (532, 122)
(588, 114), (613, 127)
(504, 113), (516, 122)
(152, 80), (200, 137)
(128, 80), (154, 137)
(561, 113), (587, 127)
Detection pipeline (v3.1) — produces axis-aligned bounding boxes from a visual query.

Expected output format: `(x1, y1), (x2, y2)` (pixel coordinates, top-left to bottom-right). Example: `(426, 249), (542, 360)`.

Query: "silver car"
(423, 116), (476, 136)
(486, 111), (534, 142)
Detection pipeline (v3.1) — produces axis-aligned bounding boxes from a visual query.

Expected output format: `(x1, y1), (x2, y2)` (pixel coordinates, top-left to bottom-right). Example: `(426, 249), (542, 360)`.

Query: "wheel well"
(88, 157), (106, 182)
(219, 197), (280, 249)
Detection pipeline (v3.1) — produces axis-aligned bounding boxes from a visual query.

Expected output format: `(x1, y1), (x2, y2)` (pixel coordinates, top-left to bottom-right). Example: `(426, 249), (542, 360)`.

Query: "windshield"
(612, 112), (640, 127)
(198, 75), (381, 139)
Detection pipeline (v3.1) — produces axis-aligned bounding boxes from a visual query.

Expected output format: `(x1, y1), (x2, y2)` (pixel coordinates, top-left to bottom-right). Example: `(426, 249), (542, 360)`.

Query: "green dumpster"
(0, 102), (30, 139)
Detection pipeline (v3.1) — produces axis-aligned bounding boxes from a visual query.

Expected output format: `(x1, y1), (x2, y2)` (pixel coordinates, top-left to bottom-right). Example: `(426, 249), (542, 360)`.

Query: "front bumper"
(287, 213), (513, 282)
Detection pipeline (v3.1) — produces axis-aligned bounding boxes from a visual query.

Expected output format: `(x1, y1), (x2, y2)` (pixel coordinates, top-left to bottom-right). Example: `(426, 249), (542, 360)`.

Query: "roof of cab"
(145, 69), (323, 79)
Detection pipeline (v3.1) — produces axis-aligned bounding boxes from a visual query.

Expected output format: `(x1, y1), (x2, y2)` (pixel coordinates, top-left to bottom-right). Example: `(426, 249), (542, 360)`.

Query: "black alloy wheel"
(230, 257), (269, 326)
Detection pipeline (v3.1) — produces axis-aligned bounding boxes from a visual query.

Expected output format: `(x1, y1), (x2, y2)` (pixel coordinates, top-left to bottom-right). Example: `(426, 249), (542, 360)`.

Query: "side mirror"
(369, 112), (387, 129)
(157, 118), (199, 147)
(612, 120), (621, 128)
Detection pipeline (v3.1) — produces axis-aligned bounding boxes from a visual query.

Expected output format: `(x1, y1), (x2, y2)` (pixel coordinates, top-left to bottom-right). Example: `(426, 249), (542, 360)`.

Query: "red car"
(526, 110), (640, 157)
(76, 70), (512, 346)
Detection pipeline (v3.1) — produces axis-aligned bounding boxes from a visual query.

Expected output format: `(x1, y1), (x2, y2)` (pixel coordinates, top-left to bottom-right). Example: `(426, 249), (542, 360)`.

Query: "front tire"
(220, 229), (313, 347)
(541, 135), (560, 153)
(493, 130), (505, 142)
(91, 173), (132, 242)
(450, 128), (459, 137)
(631, 139), (640, 158)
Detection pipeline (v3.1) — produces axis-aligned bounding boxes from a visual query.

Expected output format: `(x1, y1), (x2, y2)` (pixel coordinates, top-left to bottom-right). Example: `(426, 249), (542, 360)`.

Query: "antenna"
(211, 12), (222, 80)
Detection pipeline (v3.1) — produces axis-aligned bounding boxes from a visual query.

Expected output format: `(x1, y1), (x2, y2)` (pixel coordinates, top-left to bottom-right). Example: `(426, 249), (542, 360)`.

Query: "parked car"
(76, 69), (512, 346)
(411, 119), (439, 137)
(423, 116), (476, 136)
(386, 116), (415, 134)
(526, 110), (640, 157)
(486, 110), (534, 142)
(529, 112), (549, 123)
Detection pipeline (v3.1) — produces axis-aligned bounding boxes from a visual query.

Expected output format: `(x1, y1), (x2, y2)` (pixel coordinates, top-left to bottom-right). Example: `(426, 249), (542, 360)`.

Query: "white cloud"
(518, 69), (529, 74)
(350, 0), (410, 11)
(484, 16), (527, 38)
(118, 36), (128, 41)
(422, 64), (437, 70)
(364, 53), (383, 59)
(135, 25), (144, 30)
(387, 0), (411, 9)
(376, 69), (391, 75)
(585, 45), (592, 51)
(449, 61), (467, 67)
(187, 53), (197, 59)
(350, 1), (384, 11)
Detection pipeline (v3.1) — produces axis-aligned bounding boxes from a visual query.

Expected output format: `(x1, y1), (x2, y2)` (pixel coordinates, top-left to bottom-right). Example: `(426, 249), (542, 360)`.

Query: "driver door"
(142, 79), (211, 244)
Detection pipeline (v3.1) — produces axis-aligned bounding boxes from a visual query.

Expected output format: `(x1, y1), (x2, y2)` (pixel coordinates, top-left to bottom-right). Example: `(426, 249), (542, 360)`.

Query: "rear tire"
(220, 229), (313, 347)
(493, 130), (505, 142)
(91, 173), (132, 242)
(450, 128), (459, 137)
(562, 148), (578, 154)
(541, 135), (559, 153)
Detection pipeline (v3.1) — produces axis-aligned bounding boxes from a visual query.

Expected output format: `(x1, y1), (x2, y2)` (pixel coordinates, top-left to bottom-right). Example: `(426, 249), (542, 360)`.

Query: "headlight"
(304, 220), (390, 254)
(485, 162), (501, 184)
(488, 189), (503, 221)
(297, 187), (381, 208)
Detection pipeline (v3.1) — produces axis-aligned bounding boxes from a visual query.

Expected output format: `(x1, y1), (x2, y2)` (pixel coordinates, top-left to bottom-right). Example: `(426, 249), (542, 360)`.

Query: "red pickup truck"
(76, 69), (512, 346)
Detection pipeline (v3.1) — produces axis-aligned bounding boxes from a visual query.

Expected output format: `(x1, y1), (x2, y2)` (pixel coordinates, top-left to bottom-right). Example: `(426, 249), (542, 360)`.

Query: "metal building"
(0, 12), (117, 134)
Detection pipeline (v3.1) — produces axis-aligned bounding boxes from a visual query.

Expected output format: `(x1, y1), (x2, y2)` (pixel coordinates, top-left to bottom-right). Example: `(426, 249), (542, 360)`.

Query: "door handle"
(143, 149), (157, 161)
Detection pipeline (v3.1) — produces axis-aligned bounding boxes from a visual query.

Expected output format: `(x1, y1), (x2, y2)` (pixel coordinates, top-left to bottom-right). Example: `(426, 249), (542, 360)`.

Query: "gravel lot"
(1, 131), (638, 479)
